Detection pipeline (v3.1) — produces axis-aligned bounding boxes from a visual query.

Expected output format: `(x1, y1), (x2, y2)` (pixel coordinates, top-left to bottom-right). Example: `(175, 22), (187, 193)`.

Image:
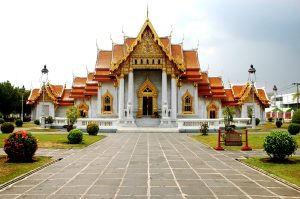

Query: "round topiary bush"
(276, 120), (283, 128)
(255, 118), (260, 126)
(268, 117), (273, 122)
(0, 118), (5, 124)
(292, 109), (300, 124)
(4, 130), (38, 162)
(288, 123), (300, 135)
(34, 119), (40, 125)
(263, 130), (298, 161)
(15, 119), (23, 127)
(87, 123), (99, 135)
(1, 122), (15, 134)
(67, 129), (83, 144)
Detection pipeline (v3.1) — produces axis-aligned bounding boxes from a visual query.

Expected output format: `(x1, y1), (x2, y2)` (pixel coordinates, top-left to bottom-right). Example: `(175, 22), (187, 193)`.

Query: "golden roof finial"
(169, 25), (173, 37)
(147, 4), (149, 19)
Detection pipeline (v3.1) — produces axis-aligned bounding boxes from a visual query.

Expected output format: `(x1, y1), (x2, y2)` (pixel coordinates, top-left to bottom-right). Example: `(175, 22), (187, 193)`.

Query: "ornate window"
(152, 59), (155, 64)
(140, 59), (143, 64)
(182, 90), (193, 114)
(134, 59), (137, 64)
(102, 90), (113, 114)
(78, 102), (89, 118)
(207, 101), (218, 118)
(158, 59), (161, 64)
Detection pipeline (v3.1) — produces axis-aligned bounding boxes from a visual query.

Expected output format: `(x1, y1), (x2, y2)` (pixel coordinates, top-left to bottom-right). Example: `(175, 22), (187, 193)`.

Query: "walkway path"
(1, 133), (299, 198)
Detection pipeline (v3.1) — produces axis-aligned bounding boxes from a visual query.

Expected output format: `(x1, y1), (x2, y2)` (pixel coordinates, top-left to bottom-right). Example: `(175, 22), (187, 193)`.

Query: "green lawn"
(0, 134), (105, 149)
(0, 155), (52, 184)
(242, 156), (300, 187)
(192, 133), (300, 150)
(248, 122), (289, 133)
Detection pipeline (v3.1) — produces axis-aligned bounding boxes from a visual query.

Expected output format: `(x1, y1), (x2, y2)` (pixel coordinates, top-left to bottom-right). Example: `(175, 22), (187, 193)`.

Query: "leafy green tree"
(66, 106), (79, 125)
(0, 81), (20, 118)
(222, 106), (236, 126)
(0, 81), (31, 119)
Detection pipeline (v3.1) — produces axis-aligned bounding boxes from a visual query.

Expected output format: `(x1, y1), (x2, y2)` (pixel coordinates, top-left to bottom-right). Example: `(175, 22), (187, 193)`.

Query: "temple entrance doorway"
(137, 79), (158, 118)
(143, 96), (153, 116)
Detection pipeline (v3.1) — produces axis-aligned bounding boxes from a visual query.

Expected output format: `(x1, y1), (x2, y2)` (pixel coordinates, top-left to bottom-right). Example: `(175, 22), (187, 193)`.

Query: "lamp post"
(248, 64), (256, 129)
(20, 85), (25, 121)
(41, 65), (49, 128)
(273, 85), (277, 122)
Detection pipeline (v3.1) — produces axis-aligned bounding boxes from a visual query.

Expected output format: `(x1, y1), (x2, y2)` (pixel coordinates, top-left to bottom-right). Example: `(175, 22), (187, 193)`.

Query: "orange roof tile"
(112, 44), (124, 63)
(73, 77), (87, 87)
(160, 37), (170, 53)
(96, 51), (112, 69)
(183, 50), (199, 69)
(232, 85), (245, 98)
(125, 37), (135, 51)
(171, 45), (183, 64)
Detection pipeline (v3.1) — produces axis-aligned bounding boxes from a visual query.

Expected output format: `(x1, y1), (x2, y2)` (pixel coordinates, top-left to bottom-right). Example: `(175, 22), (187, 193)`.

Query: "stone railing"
(52, 117), (118, 129)
(178, 118), (251, 132)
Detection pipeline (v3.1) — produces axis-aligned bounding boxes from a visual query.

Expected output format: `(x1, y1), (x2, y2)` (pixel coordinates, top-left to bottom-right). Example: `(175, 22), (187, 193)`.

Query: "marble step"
(135, 118), (161, 127)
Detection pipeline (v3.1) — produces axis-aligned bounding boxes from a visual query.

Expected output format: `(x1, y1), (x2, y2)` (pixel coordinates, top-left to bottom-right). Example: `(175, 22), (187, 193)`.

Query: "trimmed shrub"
(292, 109), (300, 124)
(87, 123), (99, 135)
(4, 130), (38, 162)
(34, 119), (40, 125)
(268, 117), (273, 122)
(263, 130), (297, 161)
(255, 118), (260, 126)
(288, 123), (300, 135)
(23, 115), (31, 122)
(15, 119), (23, 127)
(200, 122), (209, 136)
(276, 120), (283, 128)
(67, 129), (83, 144)
(0, 118), (5, 124)
(1, 122), (15, 134)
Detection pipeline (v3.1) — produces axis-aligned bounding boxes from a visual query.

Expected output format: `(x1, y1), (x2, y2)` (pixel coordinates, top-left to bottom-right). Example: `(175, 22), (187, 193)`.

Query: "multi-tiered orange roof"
(28, 18), (270, 108)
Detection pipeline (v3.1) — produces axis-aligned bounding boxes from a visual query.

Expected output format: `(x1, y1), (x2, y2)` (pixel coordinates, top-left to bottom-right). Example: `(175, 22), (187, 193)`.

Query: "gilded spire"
(147, 4), (149, 20)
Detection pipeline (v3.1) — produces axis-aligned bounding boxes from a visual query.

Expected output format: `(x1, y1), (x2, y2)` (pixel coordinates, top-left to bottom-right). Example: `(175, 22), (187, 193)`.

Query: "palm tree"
(222, 106), (236, 127)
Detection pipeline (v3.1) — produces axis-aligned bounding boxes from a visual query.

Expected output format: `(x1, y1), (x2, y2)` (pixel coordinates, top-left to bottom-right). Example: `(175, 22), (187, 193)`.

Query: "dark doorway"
(143, 96), (153, 116)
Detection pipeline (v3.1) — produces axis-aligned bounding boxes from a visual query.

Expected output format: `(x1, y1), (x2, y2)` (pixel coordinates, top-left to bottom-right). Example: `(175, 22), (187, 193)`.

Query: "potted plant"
(65, 106), (79, 132)
(222, 106), (242, 146)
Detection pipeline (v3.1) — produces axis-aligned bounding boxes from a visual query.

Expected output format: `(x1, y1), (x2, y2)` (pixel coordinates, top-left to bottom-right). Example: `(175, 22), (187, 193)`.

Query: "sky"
(0, 0), (299, 95)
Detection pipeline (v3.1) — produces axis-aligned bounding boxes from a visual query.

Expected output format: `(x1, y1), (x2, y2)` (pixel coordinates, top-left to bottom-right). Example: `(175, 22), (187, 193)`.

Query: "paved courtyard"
(1, 133), (300, 198)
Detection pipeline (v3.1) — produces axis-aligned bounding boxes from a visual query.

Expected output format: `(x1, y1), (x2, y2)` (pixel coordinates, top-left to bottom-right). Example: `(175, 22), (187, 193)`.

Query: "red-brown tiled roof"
(183, 50), (200, 69)
(96, 51), (112, 69)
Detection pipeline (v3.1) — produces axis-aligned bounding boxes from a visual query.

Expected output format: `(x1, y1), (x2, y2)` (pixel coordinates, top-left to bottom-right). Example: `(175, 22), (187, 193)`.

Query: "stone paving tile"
(1, 133), (300, 199)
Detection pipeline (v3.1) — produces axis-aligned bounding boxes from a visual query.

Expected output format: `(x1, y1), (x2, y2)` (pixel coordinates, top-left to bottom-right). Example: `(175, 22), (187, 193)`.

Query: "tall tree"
(0, 81), (21, 118)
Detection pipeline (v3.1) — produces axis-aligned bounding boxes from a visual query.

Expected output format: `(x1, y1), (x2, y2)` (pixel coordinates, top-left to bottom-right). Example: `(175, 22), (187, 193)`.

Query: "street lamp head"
(248, 64), (256, 83)
(41, 65), (49, 75)
(20, 85), (25, 92)
(248, 64), (256, 74)
(41, 65), (49, 83)
(273, 85), (277, 92)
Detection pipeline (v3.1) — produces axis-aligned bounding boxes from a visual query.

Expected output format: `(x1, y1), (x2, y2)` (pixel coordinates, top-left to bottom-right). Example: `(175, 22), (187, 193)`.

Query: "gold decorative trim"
(207, 101), (218, 118)
(182, 90), (193, 114)
(78, 101), (89, 117)
(102, 90), (113, 114)
(137, 79), (158, 117)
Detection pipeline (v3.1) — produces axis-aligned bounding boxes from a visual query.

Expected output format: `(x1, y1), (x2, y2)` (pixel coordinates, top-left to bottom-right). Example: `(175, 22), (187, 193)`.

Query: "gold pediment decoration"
(110, 19), (185, 73)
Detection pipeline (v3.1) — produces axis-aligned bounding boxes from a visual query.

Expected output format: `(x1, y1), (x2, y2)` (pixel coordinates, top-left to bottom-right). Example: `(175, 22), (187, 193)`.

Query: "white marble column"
(127, 69), (134, 118)
(118, 75), (124, 120)
(97, 83), (102, 116)
(171, 75), (177, 119)
(162, 68), (168, 118)
(194, 83), (199, 115)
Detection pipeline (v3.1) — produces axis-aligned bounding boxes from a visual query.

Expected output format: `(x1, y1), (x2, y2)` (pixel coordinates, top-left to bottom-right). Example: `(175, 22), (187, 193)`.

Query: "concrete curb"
(236, 157), (300, 192)
(0, 157), (62, 191)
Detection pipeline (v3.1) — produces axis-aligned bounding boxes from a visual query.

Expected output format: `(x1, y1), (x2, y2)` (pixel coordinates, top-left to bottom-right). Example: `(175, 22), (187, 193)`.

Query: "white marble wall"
(177, 82), (194, 115)
(35, 102), (55, 119)
(99, 82), (118, 116)
(55, 106), (68, 117)
(241, 103), (261, 118)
